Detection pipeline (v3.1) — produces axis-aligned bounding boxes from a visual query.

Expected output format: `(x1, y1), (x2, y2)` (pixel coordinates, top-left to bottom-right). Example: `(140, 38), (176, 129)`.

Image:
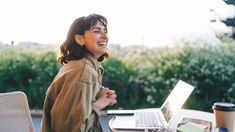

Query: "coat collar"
(86, 54), (104, 75)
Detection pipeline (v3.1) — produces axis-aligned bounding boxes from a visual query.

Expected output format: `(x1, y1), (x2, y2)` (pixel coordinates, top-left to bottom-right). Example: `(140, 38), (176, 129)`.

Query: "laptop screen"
(160, 80), (195, 123)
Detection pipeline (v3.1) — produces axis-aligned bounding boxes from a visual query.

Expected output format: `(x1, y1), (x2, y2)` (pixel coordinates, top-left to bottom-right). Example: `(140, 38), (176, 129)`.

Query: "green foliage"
(0, 47), (60, 109)
(104, 43), (235, 112)
(1, 42), (235, 112)
(102, 55), (146, 109)
(178, 44), (235, 111)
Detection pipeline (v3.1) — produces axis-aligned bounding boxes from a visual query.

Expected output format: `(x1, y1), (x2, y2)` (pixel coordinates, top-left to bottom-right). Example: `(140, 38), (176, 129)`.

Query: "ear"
(74, 34), (85, 46)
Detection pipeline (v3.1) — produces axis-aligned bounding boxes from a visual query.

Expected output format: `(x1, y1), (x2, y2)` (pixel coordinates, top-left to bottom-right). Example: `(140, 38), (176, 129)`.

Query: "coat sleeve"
(40, 96), (54, 132)
(41, 60), (102, 132)
(41, 79), (100, 132)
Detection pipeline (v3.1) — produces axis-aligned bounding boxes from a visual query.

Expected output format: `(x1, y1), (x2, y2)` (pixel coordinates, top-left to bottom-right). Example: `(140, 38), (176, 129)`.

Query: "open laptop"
(109, 80), (195, 131)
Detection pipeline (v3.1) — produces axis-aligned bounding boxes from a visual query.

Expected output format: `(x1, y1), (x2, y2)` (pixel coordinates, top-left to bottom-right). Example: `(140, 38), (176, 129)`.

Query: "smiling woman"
(74, 20), (109, 60)
(41, 14), (117, 132)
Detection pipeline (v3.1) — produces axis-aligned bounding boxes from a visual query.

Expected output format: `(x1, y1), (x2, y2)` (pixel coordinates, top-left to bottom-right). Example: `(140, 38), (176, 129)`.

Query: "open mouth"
(98, 42), (107, 47)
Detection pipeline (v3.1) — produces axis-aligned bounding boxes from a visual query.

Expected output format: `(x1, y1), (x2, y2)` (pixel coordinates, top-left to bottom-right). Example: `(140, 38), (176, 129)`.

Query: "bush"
(0, 47), (60, 109)
(1, 42), (235, 112)
(178, 44), (235, 111)
(102, 55), (146, 109)
(106, 43), (235, 112)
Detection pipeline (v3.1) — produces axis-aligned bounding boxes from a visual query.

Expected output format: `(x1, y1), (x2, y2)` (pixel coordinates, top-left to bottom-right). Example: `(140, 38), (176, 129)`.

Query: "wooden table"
(99, 109), (215, 132)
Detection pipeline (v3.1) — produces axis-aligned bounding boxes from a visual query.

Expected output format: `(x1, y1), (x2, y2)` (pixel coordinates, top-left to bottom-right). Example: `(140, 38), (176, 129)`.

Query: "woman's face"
(83, 21), (108, 59)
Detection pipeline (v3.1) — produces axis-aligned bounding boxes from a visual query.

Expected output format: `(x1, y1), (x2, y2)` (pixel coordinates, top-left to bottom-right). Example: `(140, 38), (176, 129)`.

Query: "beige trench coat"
(41, 55), (104, 132)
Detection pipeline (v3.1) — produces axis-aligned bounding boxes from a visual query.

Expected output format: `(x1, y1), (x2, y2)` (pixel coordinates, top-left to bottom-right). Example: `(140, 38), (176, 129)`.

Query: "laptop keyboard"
(135, 111), (163, 127)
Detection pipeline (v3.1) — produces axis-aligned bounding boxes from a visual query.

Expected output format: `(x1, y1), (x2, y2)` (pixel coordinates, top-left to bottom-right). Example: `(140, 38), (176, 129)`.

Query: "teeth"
(98, 43), (106, 45)
(98, 41), (106, 44)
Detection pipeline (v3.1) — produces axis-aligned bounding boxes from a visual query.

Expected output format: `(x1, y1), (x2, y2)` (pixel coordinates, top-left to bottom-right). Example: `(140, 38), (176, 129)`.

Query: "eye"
(91, 27), (107, 34)
(93, 29), (101, 33)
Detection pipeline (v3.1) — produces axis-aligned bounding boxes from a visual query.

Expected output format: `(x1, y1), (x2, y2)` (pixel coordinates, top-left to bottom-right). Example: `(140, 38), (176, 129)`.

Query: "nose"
(102, 32), (108, 40)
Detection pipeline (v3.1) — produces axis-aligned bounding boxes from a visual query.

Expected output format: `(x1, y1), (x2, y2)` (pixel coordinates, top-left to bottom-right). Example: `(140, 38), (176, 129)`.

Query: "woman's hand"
(94, 86), (117, 110)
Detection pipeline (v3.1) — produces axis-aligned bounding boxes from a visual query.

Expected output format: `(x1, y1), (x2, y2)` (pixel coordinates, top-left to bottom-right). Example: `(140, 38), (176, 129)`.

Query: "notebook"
(109, 80), (195, 131)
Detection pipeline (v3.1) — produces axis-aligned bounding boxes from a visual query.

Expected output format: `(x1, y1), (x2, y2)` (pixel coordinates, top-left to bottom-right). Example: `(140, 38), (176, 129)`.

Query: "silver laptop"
(110, 80), (195, 131)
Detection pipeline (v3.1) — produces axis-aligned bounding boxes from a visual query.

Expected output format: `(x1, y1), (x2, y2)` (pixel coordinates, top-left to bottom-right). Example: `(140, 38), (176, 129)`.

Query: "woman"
(41, 14), (117, 132)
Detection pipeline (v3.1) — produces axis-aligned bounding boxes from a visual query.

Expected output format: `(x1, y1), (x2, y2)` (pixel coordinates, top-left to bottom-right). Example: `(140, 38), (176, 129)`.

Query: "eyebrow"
(90, 27), (101, 30)
(90, 26), (107, 32)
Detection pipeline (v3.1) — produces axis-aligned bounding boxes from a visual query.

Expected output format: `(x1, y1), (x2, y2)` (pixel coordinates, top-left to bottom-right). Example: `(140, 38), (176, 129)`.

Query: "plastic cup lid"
(212, 102), (235, 111)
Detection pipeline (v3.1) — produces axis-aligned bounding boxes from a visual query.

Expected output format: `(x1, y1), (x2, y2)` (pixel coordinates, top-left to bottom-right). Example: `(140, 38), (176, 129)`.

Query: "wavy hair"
(57, 14), (109, 65)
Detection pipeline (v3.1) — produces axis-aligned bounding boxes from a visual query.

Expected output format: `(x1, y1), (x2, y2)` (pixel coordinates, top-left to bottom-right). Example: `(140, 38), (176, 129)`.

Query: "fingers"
(98, 86), (117, 106)
(99, 86), (110, 92)
(100, 86), (113, 95)
(110, 99), (117, 106)
(98, 86), (109, 97)
(107, 93), (117, 99)
(107, 90), (115, 94)
(107, 90), (117, 106)
(106, 89), (116, 99)
(99, 86), (108, 91)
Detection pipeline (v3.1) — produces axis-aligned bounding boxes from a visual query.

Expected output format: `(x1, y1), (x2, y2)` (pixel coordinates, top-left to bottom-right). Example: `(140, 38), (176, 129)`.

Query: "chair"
(0, 91), (35, 132)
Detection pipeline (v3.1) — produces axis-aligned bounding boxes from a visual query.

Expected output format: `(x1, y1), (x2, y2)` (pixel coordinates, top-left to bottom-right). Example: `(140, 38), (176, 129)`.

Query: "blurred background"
(0, 0), (235, 113)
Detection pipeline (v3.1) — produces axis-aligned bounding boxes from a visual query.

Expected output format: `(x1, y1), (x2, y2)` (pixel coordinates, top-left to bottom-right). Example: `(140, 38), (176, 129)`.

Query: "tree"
(210, 0), (235, 38)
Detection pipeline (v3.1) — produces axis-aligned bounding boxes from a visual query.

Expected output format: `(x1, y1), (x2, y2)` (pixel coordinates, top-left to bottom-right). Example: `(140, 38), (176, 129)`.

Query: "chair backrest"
(0, 91), (35, 132)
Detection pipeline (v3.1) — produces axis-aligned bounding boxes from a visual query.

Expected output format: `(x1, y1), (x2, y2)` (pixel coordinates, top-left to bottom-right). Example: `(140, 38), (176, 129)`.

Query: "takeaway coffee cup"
(212, 102), (235, 132)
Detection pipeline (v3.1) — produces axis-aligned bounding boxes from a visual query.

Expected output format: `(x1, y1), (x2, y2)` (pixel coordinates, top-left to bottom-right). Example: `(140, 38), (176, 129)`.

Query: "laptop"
(109, 80), (195, 131)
